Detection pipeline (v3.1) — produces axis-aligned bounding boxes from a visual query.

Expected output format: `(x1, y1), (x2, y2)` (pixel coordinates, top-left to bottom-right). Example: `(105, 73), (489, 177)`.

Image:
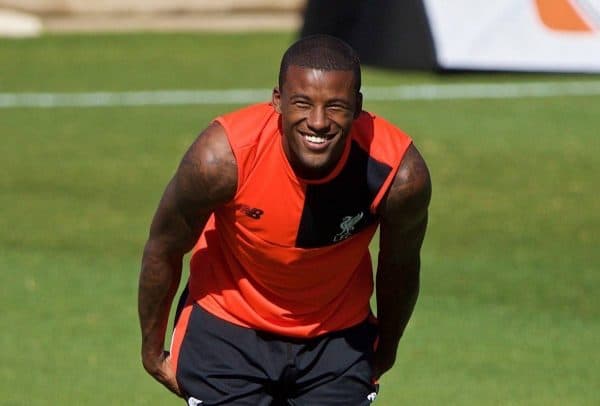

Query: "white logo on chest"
(333, 212), (364, 242)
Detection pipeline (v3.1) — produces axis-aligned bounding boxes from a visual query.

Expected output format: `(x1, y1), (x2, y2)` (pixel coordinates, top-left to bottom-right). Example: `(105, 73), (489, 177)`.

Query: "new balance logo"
(238, 204), (264, 219)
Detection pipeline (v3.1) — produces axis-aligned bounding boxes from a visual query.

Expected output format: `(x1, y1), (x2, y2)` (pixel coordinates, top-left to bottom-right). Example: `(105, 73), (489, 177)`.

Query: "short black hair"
(278, 34), (361, 93)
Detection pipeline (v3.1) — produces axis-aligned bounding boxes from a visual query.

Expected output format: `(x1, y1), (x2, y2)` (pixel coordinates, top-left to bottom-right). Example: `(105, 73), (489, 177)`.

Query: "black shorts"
(173, 303), (379, 405)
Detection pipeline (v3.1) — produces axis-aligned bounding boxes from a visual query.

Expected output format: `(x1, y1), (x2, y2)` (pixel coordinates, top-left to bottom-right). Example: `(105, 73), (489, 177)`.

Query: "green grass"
(1, 33), (599, 405)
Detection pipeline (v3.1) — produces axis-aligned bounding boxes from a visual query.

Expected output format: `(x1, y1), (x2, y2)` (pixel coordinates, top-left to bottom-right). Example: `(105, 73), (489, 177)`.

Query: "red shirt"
(189, 103), (412, 337)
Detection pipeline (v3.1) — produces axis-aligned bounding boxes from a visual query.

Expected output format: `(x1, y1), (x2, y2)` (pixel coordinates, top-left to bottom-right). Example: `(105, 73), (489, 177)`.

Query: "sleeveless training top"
(189, 102), (412, 337)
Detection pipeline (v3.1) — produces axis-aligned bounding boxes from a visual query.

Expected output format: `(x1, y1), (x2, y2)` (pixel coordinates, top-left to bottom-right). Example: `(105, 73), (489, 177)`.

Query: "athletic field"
(1, 32), (598, 405)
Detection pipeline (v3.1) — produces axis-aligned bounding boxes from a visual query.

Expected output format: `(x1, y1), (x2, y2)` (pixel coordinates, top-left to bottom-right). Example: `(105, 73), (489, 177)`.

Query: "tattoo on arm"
(138, 122), (237, 365)
(375, 144), (431, 360)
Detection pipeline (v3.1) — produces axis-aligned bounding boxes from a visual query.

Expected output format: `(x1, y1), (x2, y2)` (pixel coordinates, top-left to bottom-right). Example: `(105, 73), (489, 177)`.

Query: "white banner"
(423, 0), (600, 72)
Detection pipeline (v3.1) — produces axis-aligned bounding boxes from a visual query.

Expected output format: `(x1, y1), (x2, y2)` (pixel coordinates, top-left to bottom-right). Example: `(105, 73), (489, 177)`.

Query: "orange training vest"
(189, 103), (412, 337)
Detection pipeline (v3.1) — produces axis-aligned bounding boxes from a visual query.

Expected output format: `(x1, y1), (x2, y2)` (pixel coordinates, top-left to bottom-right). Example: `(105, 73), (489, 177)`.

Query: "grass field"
(1, 32), (599, 405)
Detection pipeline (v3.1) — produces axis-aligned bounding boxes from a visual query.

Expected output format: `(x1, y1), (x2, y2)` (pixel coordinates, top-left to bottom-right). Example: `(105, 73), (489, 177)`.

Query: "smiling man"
(139, 35), (431, 405)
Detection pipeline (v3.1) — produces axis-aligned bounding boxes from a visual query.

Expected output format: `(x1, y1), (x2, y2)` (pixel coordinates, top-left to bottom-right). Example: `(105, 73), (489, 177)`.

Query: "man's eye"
(294, 101), (310, 108)
(328, 105), (347, 112)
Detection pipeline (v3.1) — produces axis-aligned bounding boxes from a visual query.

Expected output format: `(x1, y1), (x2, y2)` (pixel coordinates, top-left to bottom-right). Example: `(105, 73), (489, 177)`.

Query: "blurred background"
(1, 1), (598, 405)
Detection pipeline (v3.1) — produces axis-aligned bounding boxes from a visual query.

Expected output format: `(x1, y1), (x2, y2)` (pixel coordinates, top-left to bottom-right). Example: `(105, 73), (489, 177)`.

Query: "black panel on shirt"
(295, 141), (393, 248)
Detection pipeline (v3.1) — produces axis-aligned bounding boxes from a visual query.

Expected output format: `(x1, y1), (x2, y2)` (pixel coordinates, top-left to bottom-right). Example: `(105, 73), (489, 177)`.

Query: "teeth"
(305, 135), (326, 144)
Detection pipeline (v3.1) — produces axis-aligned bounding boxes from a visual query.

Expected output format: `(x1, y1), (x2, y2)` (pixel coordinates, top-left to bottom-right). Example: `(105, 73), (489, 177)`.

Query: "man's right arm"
(138, 122), (237, 396)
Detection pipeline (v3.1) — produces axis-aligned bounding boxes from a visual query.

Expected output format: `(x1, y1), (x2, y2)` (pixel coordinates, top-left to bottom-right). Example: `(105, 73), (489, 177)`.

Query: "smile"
(299, 131), (336, 146)
(304, 134), (328, 144)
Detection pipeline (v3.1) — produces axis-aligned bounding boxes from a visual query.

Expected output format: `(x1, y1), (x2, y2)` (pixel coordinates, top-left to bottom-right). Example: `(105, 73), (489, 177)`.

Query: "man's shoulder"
(352, 110), (413, 166)
(217, 102), (277, 128)
(174, 122), (238, 209)
(355, 110), (409, 137)
(215, 102), (279, 150)
(382, 144), (431, 219)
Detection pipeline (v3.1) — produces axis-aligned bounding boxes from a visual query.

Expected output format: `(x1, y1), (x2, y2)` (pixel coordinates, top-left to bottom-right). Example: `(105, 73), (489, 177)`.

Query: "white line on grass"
(1, 81), (600, 108)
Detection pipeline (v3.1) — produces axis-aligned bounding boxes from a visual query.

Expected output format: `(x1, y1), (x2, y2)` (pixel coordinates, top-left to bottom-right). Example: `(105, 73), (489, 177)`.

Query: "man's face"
(273, 65), (362, 180)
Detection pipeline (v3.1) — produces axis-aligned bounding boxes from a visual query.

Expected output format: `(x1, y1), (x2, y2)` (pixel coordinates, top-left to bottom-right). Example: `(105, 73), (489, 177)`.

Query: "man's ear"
(353, 92), (363, 119)
(272, 87), (282, 113)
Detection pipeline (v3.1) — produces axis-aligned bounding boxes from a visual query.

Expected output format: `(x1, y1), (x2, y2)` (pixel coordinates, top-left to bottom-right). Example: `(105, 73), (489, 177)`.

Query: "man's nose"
(306, 106), (330, 132)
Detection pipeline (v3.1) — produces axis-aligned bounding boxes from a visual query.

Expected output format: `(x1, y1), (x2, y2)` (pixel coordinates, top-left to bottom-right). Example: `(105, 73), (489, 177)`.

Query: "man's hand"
(143, 351), (182, 397)
(371, 341), (398, 381)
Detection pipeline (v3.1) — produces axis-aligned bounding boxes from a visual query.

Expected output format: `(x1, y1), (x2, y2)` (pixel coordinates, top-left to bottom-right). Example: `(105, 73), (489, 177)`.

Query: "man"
(139, 35), (431, 405)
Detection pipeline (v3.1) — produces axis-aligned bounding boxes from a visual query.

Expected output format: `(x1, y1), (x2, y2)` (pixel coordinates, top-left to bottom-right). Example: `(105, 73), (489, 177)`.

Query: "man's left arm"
(373, 143), (432, 380)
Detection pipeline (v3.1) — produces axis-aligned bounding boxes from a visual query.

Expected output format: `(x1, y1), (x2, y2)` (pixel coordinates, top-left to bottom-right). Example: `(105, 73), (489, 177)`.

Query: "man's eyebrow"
(289, 94), (351, 105)
(289, 93), (311, 100)
(327, 98), (352, 106)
